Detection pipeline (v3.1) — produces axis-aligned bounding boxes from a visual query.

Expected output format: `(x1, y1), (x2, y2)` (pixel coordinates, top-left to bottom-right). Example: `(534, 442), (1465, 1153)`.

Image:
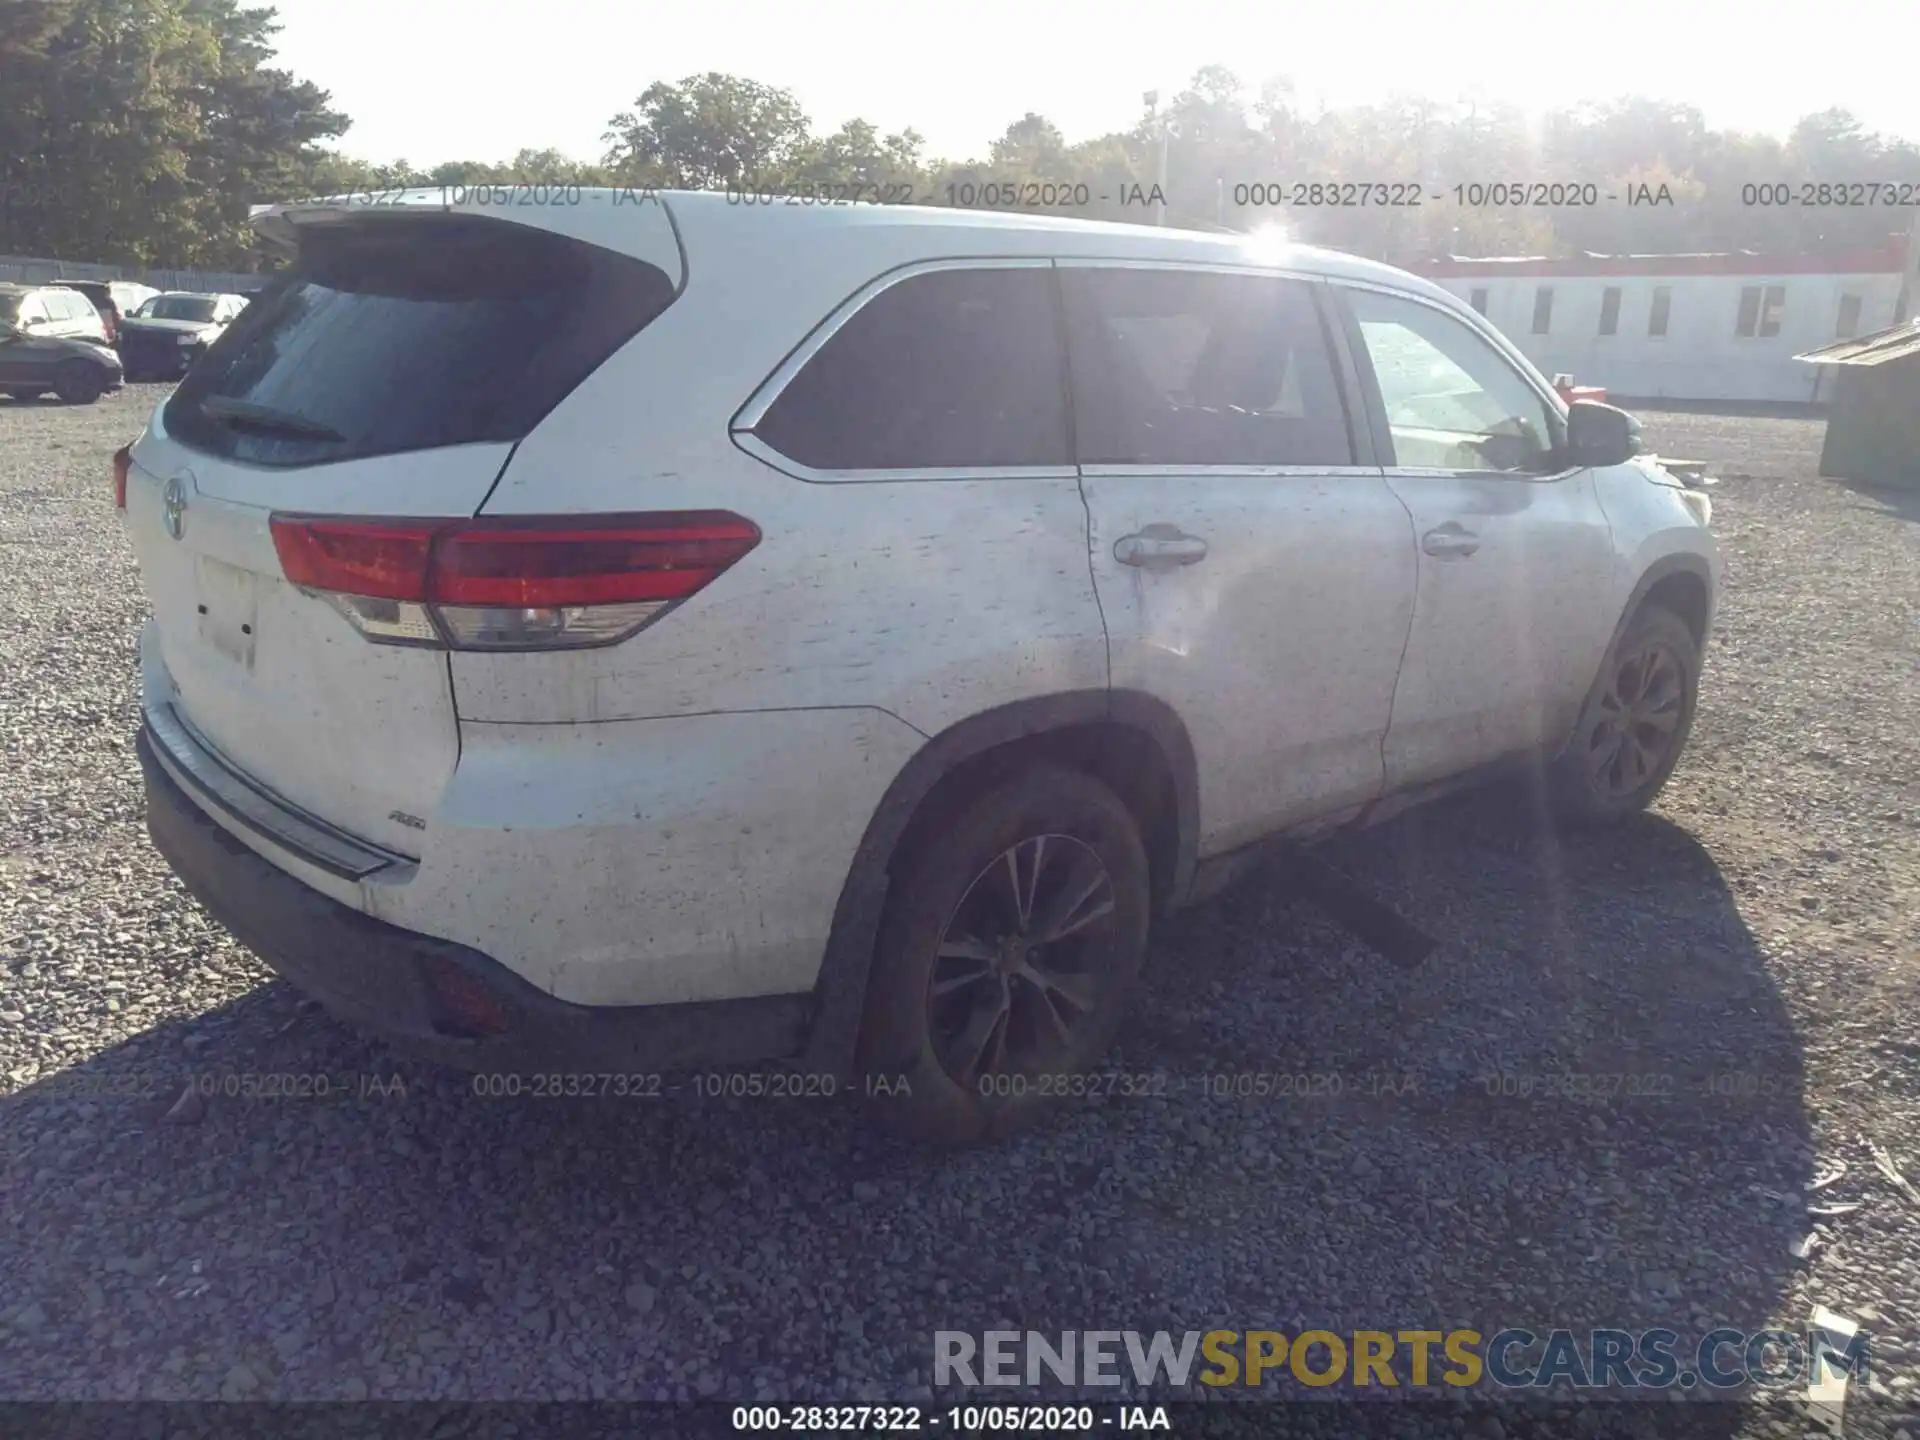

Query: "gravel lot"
(2, 387), (1918, 1432)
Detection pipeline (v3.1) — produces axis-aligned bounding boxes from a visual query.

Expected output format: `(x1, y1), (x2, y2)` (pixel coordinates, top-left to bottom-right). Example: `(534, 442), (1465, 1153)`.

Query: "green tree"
(601, 73), (811, 188)
(787, 119), (925, 188)
(0, 0), (347, 266)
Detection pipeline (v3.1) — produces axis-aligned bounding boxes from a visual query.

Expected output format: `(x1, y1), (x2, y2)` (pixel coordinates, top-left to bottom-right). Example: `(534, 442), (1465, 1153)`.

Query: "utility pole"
(1144, 90), (1169, 226)
(1900, 204), (1920, 323)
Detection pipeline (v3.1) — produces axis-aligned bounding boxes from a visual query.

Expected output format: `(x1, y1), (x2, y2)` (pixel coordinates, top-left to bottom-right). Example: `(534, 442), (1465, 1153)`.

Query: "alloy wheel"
(926, 834), (1118, 1088)
(1586, 638), (1686, 797)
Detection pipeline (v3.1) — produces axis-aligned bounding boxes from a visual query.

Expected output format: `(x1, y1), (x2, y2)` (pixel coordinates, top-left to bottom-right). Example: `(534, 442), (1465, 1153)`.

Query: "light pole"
(1144, 90), (1169, 226)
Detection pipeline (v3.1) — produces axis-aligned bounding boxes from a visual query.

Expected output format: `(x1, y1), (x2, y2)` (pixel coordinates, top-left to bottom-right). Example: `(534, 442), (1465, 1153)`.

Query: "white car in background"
(121, 191), (1718, 1145)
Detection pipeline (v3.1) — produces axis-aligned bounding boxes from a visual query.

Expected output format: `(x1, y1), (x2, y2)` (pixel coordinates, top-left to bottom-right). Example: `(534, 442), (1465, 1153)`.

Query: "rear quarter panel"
(368, 710), (928, 1005)
(456, 225), (1109, 734)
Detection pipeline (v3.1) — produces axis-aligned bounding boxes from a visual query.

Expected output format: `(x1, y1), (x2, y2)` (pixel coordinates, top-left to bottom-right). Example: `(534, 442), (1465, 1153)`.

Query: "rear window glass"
(752, 267), (1070, 471)
(165, 216), (678, 467)
(141, 295), (217, 322)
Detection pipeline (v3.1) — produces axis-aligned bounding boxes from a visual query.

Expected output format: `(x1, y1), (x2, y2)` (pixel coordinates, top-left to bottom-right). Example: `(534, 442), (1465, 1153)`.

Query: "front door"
(1335, 284), (1620, 790)
(1066, 263), (1418, 857)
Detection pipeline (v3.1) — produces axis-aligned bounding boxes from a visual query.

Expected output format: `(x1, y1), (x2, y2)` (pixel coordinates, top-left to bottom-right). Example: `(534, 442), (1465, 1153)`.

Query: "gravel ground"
(2, 388), (1918, 1434)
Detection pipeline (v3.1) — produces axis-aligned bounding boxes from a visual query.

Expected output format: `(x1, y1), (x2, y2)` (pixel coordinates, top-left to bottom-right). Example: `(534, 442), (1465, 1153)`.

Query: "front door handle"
(1115, 525), (1209, 569)
(1420, 523), (1481, 559)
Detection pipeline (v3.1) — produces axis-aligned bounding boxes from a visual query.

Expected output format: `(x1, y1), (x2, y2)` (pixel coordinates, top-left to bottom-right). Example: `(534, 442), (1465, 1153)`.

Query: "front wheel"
(1549, 603), (1700, 823)
(856, 765), (1151, 1146)
(53, 362), (105, 405)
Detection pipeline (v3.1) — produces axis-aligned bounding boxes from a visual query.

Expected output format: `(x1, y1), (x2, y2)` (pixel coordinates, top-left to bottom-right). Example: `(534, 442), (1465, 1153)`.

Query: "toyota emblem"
(162, 476), (188, 540)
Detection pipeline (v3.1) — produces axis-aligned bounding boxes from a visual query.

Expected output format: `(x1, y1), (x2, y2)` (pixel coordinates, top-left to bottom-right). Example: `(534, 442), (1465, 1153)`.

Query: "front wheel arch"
(1554, 553), (1714, 763)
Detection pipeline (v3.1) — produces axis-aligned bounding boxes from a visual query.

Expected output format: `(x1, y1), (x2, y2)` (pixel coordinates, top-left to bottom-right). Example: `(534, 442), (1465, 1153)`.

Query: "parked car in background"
(117, 291), (250, 381)
(124, 193), (1719, 1146)
(0, 284), (124, 403)
(0, 280), (112, 347)
(50, 280), (160, 345)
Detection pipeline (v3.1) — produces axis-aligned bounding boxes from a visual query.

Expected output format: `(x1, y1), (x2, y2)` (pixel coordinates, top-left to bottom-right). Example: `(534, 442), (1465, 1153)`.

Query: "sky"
(265, 0), (1920, 167)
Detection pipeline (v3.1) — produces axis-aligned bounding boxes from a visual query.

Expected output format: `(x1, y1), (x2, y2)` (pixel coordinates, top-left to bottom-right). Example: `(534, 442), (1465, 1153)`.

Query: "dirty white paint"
(1084, 468), (1416, 854)
(124, 422), (491, 859)
(124, 193), (1724, 1013)
(1381, 468), (1621, 788)
(364, 711), (925, 1005)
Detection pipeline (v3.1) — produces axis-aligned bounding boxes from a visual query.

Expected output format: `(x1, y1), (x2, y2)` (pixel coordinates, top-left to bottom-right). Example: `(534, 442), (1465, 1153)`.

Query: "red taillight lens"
(268, 512), (761, 650)
(430, 516), (761, 607)
(112, 446), (131, 510)
(270, 517), (436, 600)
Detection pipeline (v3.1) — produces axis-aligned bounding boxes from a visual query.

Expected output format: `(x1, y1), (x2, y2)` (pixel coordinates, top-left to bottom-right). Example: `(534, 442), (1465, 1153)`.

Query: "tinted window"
(0, 294), (19, 324)
(1837, 294), (1862, 338)
(1735, 286), (1761, 337)
(1648, 287), (1671, 337)
(1348, 288), (1557, 474)
(142, 295), (218, 322)
(1530, 287), (1554, 334)
(166, 216), (678, 468)
(1061, 268), (1352, 467)
(754, 267), (1068, 471)
(1599, 287), (1622, 336)
(1758, 285), (1785, 338)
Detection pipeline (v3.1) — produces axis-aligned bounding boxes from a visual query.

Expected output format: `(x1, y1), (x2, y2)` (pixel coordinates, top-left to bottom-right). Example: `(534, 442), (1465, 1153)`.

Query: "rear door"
(125, 201), (684, 855)
(1066, 262), (1417, 855)
(1333, 283), (1619, 788)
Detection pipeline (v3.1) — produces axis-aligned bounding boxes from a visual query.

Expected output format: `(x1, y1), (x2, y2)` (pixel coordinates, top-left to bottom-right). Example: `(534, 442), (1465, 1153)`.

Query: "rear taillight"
(267, 512), (761, 650)
(112, 446), (131, 510)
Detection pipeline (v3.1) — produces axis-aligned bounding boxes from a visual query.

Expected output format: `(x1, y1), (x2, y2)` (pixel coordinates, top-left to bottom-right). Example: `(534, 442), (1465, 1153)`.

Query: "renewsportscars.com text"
(934, 1327), (1871, 1392)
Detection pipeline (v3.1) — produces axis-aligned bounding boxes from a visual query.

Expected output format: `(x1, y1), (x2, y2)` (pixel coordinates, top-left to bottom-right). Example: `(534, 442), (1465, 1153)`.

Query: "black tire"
(1549, 604), (1700, 824)
(3, 390), (43, 401)
(856, 764), (1151, 1146)
(53, 362), (105, 405)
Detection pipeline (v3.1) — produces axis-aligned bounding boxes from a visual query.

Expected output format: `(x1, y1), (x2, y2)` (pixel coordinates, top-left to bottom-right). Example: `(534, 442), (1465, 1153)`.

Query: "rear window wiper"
(198, 394), (345, 442)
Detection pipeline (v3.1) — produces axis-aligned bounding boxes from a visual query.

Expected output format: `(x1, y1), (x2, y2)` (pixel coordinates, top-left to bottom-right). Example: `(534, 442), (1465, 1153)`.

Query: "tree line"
(5, 0), (1919, 271)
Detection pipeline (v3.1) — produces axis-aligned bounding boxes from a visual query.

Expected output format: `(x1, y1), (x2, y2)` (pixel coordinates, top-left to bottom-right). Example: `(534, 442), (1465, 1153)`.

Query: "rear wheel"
(1549, 604), (1699, 824)
(856, 765), (1150, 1146)
(53, 362), (105, 405)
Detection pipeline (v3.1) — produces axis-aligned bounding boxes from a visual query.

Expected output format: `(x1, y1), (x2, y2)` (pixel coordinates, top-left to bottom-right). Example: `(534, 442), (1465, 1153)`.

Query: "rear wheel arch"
(798, 690), (1199, 1078)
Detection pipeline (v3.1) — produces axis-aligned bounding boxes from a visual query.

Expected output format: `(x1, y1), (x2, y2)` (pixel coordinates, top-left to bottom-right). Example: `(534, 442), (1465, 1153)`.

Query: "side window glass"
(1346, 289), (1558, 474)
(20, 297), (49, 326)
(752, 267), (1069, 471)
(1061, 268), (1353, 467)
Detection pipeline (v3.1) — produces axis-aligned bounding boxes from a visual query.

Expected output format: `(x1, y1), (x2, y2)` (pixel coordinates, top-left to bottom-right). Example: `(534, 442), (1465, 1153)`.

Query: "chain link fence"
(0, 254), (268, 292)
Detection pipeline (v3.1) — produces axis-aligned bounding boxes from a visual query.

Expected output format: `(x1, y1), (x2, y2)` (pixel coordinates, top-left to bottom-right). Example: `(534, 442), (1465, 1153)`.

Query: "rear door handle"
(1115, 526), (1209, 569)
(1420, 523), (1481, 559)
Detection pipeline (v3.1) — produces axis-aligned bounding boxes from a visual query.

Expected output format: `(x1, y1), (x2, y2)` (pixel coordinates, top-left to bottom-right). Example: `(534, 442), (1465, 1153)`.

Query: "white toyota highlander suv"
(122, 190), (1718, 1144)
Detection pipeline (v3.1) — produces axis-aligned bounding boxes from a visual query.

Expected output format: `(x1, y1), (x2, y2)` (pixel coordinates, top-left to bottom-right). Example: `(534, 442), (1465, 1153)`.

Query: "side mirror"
(1564, 400), (1640, 469)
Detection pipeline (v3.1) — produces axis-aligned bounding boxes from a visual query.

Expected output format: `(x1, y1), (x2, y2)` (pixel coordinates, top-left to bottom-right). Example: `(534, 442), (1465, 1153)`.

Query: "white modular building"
(1415, 240), (1913, 403)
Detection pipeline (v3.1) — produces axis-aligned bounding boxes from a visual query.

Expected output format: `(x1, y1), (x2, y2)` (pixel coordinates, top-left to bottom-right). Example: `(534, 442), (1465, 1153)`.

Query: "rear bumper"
(138, 723), (813, 1074)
